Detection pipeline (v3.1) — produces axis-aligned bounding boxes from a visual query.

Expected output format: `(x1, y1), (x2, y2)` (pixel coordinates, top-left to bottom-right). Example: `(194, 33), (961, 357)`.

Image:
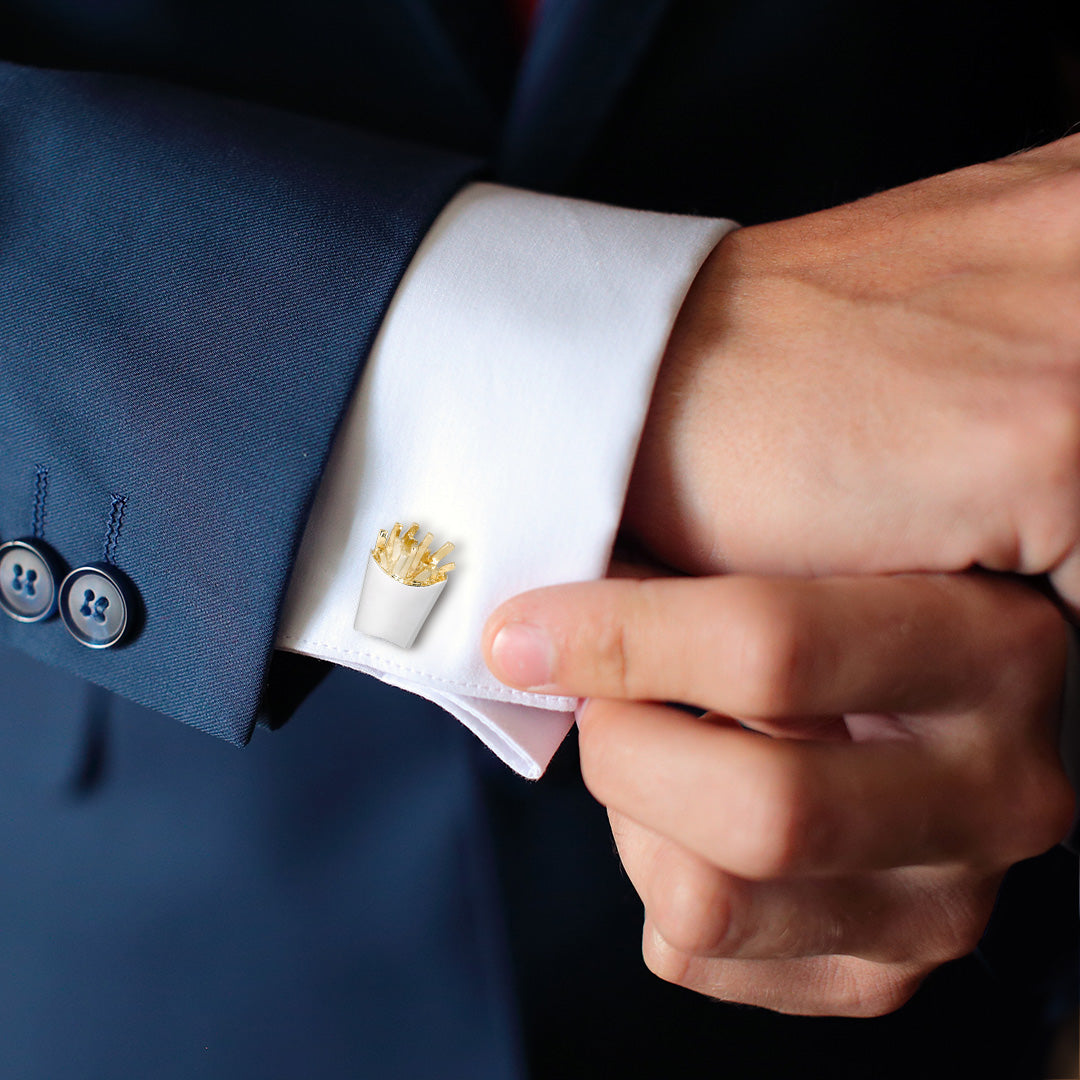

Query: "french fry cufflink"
(354, 522), (455, 648)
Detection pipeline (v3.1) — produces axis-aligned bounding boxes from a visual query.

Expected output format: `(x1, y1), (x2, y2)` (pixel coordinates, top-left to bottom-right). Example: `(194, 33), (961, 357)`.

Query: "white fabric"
(276, 182), (735, 778)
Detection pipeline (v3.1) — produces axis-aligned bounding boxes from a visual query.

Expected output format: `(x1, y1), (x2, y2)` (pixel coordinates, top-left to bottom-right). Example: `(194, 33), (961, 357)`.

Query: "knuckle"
(734, 751), (820, 879)
(647, 867), (736, 956)
(989, 589), (1067, 696)
(842, 972), (922, 1018)
(1024, 593), (1070, 660)
(1043, 775), (1078, 847)
(641, 924), (692, 988)
(974, 754), (1073, 868)
(584, 603), (634, 699)
(943, 916), (991, 963)
(1018, 764), (1077, 854)
(924, 883), (997, 963)
(989, 728), (1077, 858)
(817, 959), (924, 1018)
(585, 578), (676, 701)
(729, 585), (815, 717)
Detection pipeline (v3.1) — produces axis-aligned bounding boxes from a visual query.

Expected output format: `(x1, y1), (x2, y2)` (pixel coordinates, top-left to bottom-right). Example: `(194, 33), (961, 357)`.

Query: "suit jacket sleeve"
(0, 61), (477, 745)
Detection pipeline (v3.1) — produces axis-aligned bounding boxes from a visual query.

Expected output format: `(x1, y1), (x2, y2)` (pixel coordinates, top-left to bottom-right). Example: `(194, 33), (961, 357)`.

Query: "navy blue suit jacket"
(0, 2), (1075, 1077)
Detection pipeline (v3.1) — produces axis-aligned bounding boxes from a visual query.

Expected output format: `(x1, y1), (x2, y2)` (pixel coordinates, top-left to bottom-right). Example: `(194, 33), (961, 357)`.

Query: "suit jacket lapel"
(498, 0), (677, 189)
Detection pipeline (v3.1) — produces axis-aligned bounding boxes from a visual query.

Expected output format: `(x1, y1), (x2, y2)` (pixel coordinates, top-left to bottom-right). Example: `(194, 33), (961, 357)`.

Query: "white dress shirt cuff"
(276, 182), (736, 778)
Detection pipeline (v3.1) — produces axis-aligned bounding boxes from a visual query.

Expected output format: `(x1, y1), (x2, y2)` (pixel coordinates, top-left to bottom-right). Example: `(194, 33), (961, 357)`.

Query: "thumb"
(482, 573), (1067, 720)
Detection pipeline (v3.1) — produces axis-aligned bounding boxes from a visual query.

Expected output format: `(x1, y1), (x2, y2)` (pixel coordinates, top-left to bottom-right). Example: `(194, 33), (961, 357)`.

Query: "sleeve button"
(0, 539), (63, 623)
(59, 564), (134, 649)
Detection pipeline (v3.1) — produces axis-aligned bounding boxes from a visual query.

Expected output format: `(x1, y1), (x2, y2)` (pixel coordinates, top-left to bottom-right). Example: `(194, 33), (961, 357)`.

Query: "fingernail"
(490, 623), (555, 689)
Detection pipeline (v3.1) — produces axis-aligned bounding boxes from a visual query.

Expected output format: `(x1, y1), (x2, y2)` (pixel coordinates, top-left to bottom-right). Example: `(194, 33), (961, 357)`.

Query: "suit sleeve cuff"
(276, 182), (736, 777)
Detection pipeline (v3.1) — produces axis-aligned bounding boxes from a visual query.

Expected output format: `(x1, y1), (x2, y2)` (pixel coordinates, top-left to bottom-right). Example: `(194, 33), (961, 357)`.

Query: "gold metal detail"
(373, 522), (455, 586)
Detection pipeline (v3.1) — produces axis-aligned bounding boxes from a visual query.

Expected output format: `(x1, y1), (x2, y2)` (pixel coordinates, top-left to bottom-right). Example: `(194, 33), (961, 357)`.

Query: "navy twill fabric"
(0, 652), (523, 1079)
(0, 65), (475, 745)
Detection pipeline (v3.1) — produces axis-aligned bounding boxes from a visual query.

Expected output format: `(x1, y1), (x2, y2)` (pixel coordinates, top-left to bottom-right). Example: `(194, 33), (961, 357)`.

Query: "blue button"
(0, 539), (63, 623)
(59, 564), (134, 649)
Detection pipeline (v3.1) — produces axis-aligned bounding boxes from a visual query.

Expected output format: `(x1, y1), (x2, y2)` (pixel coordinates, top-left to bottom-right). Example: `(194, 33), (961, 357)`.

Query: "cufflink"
(0, 538), (65, 623)
(354, 522), (455, 648)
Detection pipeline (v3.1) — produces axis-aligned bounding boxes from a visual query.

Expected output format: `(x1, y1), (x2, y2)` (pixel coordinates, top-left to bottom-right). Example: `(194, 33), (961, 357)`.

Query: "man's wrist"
(624, 227), (741, 574)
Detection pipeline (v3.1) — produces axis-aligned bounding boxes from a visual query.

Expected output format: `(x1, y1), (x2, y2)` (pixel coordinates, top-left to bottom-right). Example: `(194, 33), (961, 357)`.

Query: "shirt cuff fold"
(277, 182), (736, 777)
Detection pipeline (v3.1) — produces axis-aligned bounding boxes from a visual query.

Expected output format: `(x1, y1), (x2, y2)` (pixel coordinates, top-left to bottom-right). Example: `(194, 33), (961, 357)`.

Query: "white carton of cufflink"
(354, 552), (448, 648)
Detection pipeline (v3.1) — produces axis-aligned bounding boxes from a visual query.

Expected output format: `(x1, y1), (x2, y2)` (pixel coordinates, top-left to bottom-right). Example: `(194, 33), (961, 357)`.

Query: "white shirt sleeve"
(275, 182), (736, 778)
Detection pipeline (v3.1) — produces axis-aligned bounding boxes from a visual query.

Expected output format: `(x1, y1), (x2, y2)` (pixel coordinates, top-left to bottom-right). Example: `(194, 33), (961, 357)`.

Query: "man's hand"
(483, 573), (1075, 1015)
(626, 134), (1080, 610)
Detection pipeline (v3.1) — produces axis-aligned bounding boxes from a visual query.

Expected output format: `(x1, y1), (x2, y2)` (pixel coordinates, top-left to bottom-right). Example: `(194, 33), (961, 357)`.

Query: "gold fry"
(372, 523), (456, 584)
(431, 541), (454, 565)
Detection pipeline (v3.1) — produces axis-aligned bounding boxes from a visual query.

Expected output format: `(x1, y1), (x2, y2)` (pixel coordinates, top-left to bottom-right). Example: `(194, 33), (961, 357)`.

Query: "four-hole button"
(59, 564), (132, 649)
(0, 539), (63, 623)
